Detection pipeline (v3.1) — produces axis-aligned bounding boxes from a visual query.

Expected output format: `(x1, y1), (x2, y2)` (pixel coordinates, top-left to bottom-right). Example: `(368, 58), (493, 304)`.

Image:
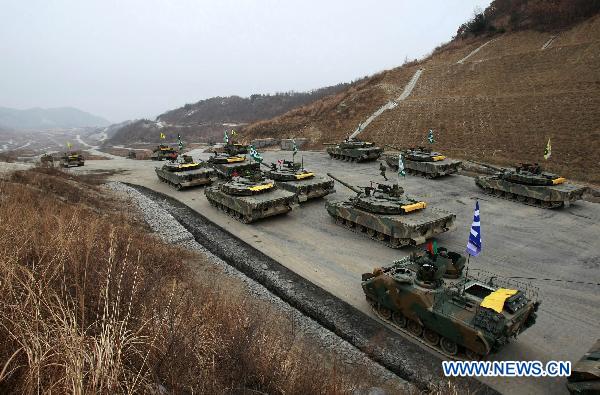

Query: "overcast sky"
(0, 0), (491, 123)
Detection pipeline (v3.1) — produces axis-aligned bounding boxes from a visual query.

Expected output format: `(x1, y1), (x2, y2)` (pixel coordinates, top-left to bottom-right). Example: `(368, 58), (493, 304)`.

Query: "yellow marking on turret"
(552, 177), (566, 185)
(226, 156), (245, 163)
(68, 155), (80, 159)
(432, 155), (446, 161)
(177, 163), (199, 169)
(248, 183), (274, 191)
(159, 147), (174, 151)
(401, 202), (426, 212)
(295, 172), (314, 180)
(480, 288), (518, 313)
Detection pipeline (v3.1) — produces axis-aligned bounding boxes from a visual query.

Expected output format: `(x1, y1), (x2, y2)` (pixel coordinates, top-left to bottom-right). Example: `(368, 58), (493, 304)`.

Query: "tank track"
(387, 163), (446, 179)
(368, 300), (477, 362)
(477, 185), (564, 209)
(157, 174), (184, 190)
(328, 153), (363, 162)
(330, 216), (412, 248)
(206, 196), (253, 223)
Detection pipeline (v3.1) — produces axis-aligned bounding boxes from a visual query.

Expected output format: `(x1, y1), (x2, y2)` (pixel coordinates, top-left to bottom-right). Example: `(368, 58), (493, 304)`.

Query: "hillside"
(243, 5), (600, 184)
(107, 83), (354, 145)
(0, 106), (110, 130)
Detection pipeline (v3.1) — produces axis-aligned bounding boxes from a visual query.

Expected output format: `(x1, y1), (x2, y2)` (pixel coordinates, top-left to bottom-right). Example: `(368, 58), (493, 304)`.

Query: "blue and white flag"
(466, 200), (482, 256)
(249, 145), (263, 163)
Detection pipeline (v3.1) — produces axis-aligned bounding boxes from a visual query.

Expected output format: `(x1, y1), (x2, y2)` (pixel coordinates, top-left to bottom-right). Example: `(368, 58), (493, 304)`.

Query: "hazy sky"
(0, 0), (491, 123)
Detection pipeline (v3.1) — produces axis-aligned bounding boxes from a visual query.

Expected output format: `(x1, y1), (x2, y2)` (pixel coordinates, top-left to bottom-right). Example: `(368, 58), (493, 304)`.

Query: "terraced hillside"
(244, 15), (600, 183)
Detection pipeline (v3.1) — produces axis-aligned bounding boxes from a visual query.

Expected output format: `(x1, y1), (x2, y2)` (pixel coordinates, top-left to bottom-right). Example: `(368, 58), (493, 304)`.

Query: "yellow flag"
(66, 142), (72, 149)
(544, 138), (551, 160)
(160, 133), (166, 139)
(231, 129), (237, 136)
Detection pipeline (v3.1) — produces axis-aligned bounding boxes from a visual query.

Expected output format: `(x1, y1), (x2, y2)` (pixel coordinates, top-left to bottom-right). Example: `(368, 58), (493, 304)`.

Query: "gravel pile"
(106, 181), (415, 394)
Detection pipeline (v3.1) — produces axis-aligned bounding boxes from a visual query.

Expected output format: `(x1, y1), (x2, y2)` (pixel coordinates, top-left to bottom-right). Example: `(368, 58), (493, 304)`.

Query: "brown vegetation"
(0, 167), (392, 394)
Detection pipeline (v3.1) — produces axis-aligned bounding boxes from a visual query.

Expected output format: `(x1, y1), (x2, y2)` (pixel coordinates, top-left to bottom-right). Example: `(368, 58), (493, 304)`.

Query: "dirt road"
(74, 149), (600, 395)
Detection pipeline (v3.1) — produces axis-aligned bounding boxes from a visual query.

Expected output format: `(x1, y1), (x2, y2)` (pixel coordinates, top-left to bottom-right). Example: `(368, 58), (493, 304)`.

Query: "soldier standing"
(379, 161), (388, 181)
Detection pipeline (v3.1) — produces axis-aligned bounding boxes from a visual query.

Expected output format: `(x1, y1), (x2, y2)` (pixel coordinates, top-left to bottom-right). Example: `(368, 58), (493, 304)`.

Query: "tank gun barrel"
(470, 160), (505, 172)
(385, 144), (402, 151)
(326, 173), (361, 193)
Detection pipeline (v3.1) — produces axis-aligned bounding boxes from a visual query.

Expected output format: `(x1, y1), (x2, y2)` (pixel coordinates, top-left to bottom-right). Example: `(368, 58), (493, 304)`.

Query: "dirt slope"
(243, 15), (600, 183)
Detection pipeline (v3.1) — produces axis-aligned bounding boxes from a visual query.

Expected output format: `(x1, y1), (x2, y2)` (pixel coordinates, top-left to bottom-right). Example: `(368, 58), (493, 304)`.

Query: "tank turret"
(362, 248), (540, 359)
(324, 173), (455, 248)
(155, 156), (215, 189)
(474, 162), (587, 208)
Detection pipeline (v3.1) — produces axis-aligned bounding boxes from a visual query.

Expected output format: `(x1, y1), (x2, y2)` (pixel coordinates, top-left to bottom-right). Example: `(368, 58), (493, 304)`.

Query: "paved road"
(75, 149), (600, 395)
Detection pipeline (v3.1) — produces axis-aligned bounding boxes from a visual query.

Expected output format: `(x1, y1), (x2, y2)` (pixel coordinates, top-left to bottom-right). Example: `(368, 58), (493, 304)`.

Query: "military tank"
(150, 145), (178, 161)
(261, 160), (335, 203)
(384, 145), (462, 178)
(60, 152), (84, 167)
(204, 172), (297, 223)
(155, 156), (216, 190)
(362, 247), (540, 359)
(40, 153), (54, 167)
(567, 339), (600, 394)
(207, 152), (260, 179)
(326, 173), (455, 248)
(474, 162), (587, 208)
(324, 138), (383, 162)
(223, 142), (248, 155)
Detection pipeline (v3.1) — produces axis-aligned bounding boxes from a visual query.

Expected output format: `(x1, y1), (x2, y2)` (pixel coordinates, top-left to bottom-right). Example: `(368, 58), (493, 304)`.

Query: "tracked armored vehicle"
(40, 154), (54, 167)
(362, 248), (540, 359)
(151, 145), (178, 161)
(223, 142), (248, 155)
(325, 138), (383, 162)
(205, 172), (296, 223)
(207, 153), (260, 179)
(155, 156), (215, 190)
(384, 145), (462, 178)
(60, 152), (84, 167)
(567, 339), (600, 394)
(262, 160), (334, 202)
(326, 173), (455, 248)
(475, 162), (587, 208)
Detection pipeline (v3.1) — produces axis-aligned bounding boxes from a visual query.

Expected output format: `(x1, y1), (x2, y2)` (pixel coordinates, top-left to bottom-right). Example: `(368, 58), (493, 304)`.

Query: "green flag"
(398, 154), (405, 178)
(177, 134), (184, 151)
(249, 145), (263, 163)
(428, 129), (434, 144)
(224, 131), (229, 144)
(292, 139), (298, 158)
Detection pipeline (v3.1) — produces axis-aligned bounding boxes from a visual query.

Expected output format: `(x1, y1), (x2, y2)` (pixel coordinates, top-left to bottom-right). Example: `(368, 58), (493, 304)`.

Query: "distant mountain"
(107, 83), (356, 144)
(0, 107), (110, 130)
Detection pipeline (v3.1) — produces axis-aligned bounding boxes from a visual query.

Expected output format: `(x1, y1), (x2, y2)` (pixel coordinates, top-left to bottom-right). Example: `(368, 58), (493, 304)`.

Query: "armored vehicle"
(155, 157), (216, 190)
(207, 153), (260, 179)
(223, 142), (248, 155)
(326, 173), (455, 248)
(362, 248), (540, 359)
(262, 160), (334, 202)
(567, 339), (600, 394)
(474, 162), (587, 208)
(384, 145), (462, 178)
(324, 138), (383, 162)
(151, 145), (178, 161)
(205, 172), (296, 223)
(40, 153), (54, 167)
(60, 152), (84, 167)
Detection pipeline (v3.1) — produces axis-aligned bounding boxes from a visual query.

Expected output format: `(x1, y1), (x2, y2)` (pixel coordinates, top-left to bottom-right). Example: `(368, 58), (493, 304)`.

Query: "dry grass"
(0, 167), (393, 394)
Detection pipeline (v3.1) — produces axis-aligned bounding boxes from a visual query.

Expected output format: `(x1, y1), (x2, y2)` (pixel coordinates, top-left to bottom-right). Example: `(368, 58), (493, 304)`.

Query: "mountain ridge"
(0, 106), (110, 130)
